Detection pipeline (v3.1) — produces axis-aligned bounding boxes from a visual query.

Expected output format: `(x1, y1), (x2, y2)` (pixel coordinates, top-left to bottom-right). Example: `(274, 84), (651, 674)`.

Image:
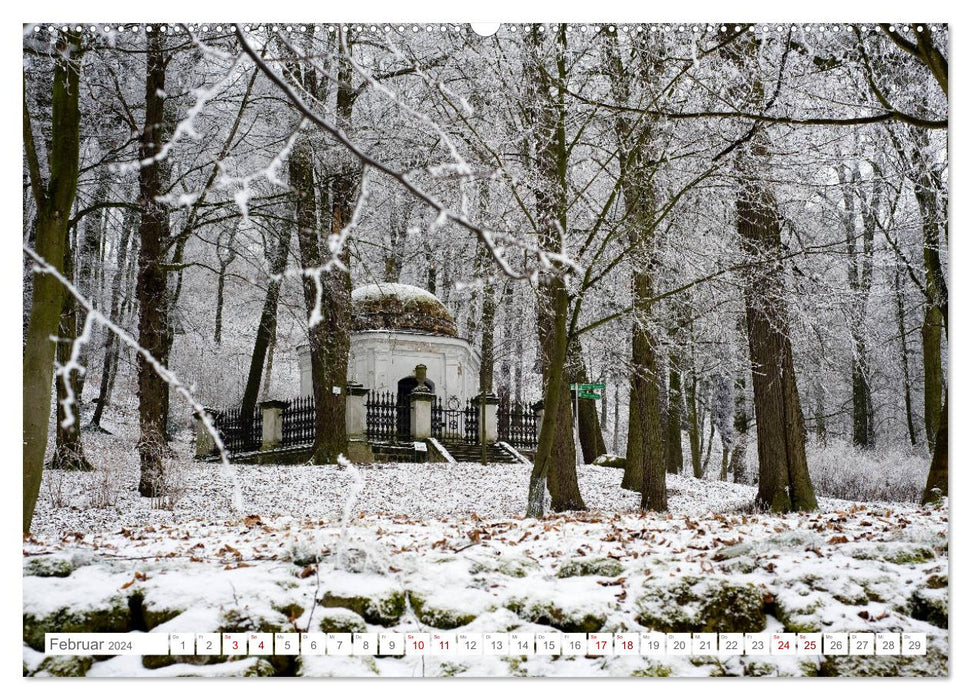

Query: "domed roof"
(351, 283), (458, 337)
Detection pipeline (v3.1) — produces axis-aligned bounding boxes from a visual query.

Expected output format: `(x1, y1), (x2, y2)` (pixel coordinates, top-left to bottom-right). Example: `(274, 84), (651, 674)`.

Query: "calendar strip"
(46, 632), (927, 657)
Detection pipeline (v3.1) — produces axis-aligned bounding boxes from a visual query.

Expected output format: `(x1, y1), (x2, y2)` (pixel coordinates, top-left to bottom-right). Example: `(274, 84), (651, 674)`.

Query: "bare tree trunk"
(702, 409), (716, 475)
(686, 370), (703, 478)
(893, 265), (918, 447)
(478, 240), (496, 465)
(23, 30), (83, 531)
(569, 340), (606, 464)
(525, 24), (584, 516)
(922, 392), (947, 503)
(622, 372), (643, 491)
(136, 30), (173, 498)
(239, 225), (291, 426)
(611, 382), (620, 455)
(840, 163), (876, 449)
(730, 371), (749, 483)
(91, 210), (136, 431)
(664, 364), (684, 474)
(49, 245), (91, 471)
(738, 175), (818, 512)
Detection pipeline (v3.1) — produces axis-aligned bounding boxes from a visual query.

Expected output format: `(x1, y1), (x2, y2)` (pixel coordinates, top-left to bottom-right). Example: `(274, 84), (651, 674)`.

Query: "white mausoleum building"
(298, 283), (481, 403)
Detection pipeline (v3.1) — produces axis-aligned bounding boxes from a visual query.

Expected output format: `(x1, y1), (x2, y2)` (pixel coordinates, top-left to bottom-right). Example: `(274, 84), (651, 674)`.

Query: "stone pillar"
(194, 407), (217, 458)
(477, 393), (500, 444)
(532, 400), (545, 438)
(410, 364), (433, 440)
(345, 382), (369, 438)
(259, 399), (288, 451)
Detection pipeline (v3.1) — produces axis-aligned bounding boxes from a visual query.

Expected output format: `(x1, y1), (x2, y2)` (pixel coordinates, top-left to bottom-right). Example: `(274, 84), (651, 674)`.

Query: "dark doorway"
(395, 374), (436, 441)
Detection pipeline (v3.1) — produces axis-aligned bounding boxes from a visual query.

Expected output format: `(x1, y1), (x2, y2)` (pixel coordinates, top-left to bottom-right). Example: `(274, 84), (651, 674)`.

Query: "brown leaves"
(218, 544), (243, 560)
(121, 571), (148, 589)
(827, 535), (850, 545)
(298, 564), (317, 579)
(243, 515), (263, 529)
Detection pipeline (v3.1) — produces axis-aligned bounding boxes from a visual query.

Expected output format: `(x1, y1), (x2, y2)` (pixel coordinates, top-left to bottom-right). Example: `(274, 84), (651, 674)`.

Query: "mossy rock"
(910, 588), (948, 629)
(317, 608), (367, 634)
(631, 662), (672, 677)
(634, 578), (700, 633)
(218, 609), (284, 634)
(471, 556), (537, 578)
(129, 591), (183, 630)
(926, 573), (947, 590)
(593, 454), (626, 469)
(744, 661), (779, 677)
(832, 580), (870, 606)
(850, 543), (936, 565)
(635, 578), (763, 634)
(142, 653), (210, 670)
(36, 655), (94, 677)
(320, 590), (405, 627)
(243, 659), (277, 677)
(438, 661), (469, 677)
(23, 599), (131, 652)
(273, 602), (305, 623)
(818, 648), (947, 677)
(24, 556), (75, 578)
(773, 591), (824, 633)
(410, 595), (477, 629)
(557, 557), (624, 579)
(505, 598), (606, 633)
(697, 582), (765, 633)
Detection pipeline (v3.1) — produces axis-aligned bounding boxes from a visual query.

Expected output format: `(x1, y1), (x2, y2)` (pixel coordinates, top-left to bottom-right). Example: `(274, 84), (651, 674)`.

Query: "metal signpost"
(570, 383), (606, 465)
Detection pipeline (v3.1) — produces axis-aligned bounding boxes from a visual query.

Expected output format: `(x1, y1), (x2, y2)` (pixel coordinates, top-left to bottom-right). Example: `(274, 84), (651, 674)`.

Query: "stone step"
(439, 443), (518, 463)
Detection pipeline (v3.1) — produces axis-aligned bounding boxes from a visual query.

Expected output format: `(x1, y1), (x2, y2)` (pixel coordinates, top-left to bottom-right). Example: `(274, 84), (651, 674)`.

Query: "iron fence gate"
(365, 391), (411, 442)
(432, 396), (478, 444)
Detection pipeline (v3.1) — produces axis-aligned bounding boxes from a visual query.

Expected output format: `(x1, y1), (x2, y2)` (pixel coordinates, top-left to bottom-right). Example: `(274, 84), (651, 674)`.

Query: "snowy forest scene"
(22, 21), (949, 679)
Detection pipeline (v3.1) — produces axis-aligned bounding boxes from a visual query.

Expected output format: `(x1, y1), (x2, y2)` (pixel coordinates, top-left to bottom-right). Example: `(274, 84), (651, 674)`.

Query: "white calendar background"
(45, 631), (927, 657)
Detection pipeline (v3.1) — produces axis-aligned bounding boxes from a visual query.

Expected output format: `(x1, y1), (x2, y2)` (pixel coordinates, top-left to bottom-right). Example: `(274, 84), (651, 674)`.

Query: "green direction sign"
(578, 391), (602, 400)
(570, 382), (606, 391)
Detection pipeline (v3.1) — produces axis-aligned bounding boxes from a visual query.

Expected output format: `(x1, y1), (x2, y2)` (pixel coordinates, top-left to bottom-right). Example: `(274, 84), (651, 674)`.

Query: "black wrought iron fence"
(432, 396), (478, 444)
(212, 405), (262, 455)
(282, 395), (315, 447)
(497, 398), (538, 450)
(366, 391), (410, 442)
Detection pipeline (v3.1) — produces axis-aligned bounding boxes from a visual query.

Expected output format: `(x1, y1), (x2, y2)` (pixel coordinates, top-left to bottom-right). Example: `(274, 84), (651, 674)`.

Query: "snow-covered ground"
(24, 436), (948, 677)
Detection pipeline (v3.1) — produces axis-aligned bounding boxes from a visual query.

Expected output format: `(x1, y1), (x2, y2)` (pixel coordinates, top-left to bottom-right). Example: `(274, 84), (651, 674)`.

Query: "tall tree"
(23, 29), (84, 531)
(135, 29), (174, 498)
(525, 24), (585, 516)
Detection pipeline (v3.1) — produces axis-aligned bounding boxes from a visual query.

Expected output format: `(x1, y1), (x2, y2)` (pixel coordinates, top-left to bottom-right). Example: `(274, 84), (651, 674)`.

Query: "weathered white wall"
(298, 331), (482, 402)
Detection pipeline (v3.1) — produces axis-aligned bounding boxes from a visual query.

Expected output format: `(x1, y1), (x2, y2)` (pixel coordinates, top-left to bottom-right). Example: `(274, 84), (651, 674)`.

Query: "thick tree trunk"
(922, 392), (947, 503)
(527, 277), (577, 516)
(524, 24), (584, 516)
(49, 248), (91, 471)
(921, 301), (943, 452)
(136, 31), (173, 498)
(738, 178), (818, 512)
(629, 271), (666, 511)
(23, 30), (83, 532)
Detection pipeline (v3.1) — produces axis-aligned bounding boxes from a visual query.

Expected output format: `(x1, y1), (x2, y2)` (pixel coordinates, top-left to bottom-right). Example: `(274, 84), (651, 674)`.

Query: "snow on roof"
(351, 283), (443, 307)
